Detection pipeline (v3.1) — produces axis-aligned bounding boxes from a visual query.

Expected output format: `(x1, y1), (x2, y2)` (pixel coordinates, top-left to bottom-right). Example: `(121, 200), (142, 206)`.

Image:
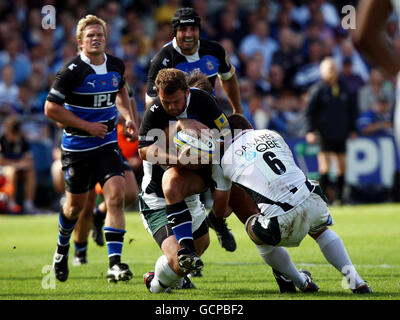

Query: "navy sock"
(57, 210), (78, 255)
(166, 201), (195, 252)
(74, 241), (87, 257)
(104, 227), (125, 268)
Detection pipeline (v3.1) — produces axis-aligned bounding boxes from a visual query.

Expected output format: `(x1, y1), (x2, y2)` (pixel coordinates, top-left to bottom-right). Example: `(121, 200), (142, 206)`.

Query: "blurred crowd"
(0, 0), (397, 211)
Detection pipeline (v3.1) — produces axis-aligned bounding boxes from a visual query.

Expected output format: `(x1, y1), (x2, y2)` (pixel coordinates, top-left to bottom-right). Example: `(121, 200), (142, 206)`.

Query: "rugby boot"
(272, 268), (297, 293)
(143, 271), (172, 293)
(299, 269), (319, 293)
(177, 248), (203, 272)
(52, 245), (69, 282)
(107, 262), (133, 283)
(352, 282), (373, 294)
(207, 213), (237, 252)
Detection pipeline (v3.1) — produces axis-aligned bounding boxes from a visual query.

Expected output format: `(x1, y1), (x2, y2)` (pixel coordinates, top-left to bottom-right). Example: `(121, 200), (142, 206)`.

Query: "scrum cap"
(172, 7), (201, 34)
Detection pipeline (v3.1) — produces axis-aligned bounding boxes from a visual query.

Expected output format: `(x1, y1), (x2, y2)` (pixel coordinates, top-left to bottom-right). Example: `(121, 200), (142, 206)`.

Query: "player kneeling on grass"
(211, 114), (372, 294)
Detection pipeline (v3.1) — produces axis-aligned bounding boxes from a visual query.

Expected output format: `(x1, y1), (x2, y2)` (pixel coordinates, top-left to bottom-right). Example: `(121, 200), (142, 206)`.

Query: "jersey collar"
(176, 92), (191, 119)
(80, 52), (108, 74)
(172, 38), (200, 62)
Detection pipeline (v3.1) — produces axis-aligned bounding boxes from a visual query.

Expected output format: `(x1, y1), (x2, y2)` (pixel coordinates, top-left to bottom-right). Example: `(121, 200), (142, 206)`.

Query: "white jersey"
(216, 129), (312, 218)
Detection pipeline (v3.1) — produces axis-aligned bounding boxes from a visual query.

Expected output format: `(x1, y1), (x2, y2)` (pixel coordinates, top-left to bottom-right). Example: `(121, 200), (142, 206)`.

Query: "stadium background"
(0, 0), (398, 211)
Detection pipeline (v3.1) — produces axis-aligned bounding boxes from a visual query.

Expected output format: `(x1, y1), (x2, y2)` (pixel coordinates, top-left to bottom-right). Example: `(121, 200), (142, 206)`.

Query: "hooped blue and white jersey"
(47, 52), (125, 152)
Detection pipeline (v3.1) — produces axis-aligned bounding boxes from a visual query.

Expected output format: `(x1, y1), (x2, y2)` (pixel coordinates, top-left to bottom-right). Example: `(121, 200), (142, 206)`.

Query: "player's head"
(187, 72), (213, 95)
(172, 7), (201, 55)
(155, 68), (190, 117)
(76, 15), (107, 55)
(227, 114), (253, 139)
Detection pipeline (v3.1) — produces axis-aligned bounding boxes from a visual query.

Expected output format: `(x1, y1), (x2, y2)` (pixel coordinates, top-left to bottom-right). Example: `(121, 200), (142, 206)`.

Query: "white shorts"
(252, 192), (333, 248)
(278, 192), (333, 247)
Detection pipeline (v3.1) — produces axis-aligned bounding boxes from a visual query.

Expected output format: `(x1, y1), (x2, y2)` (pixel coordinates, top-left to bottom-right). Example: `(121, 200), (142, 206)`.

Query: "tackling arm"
(353, 0), (400, 76)
(219, 69), (243, 114)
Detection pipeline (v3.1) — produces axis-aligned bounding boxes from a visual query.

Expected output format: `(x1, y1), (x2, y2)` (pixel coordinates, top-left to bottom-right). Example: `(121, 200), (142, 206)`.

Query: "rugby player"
(210, 114), (372, 294)
(145, 7), (242, 252)
(44, 15), (138, 283)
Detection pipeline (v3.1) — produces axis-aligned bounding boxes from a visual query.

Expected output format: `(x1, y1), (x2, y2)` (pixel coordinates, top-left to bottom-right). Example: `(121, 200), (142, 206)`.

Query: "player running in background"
(146, 7), (242, 253)
(44, 15), (138, 283)
(73, 115), (140, 265)
(211, 114), (372, 294)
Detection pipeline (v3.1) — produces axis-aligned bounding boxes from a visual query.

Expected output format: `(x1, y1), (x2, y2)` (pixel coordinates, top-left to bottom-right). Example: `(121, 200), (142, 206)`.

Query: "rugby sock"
(257, 245), (307, 289)
(336, 175), (345, 202)
(315, 228), (364, 289)
(57, 210), (78, 255)
(319, 173), (329, 195)
(104, 227), (126, 268)
(94, 206), (106, 222)
(166, 201), (196, 253)
(74, 241), (87, 257)
(150, 255), (182, 293)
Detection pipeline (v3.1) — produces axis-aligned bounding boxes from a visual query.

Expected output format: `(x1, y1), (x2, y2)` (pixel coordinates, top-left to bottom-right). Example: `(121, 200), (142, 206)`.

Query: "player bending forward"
(211, 114), (372, 294)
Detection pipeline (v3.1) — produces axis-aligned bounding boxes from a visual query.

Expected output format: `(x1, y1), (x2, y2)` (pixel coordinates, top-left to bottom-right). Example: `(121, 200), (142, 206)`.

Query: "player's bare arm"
(116, 86), (139, 141)
(212, 189), (231, 219)
(44, 100), (108, 139)
(220, 71), (243, 114)
(353, 0), (400, 76)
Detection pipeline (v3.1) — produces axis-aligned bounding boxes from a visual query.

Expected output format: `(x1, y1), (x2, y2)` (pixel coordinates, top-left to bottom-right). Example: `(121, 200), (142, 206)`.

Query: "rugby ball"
(173, 129), (216, 159)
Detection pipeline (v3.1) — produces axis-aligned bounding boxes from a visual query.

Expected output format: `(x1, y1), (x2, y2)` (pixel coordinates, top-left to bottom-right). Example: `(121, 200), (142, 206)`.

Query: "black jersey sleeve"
(213, 42), (232, 75)
(190, 89), (231, 136)
(138, 101), (171, 149)
(146, 49), (171, 98)
(46, 62), (77, 105)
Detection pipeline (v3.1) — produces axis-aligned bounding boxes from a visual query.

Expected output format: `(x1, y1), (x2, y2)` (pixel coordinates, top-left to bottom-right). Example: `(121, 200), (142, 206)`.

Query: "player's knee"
(106, 191), (124, 209)
(63, 203), (84, 220)
(162, 173), (185, 201)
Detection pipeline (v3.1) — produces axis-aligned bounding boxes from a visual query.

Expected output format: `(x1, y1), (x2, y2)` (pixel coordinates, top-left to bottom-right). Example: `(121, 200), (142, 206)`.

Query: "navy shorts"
(61, 143), (125, 194)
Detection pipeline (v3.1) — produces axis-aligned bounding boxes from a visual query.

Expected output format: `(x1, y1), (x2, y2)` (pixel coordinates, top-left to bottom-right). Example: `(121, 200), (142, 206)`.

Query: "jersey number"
(263, 151), (286, 175)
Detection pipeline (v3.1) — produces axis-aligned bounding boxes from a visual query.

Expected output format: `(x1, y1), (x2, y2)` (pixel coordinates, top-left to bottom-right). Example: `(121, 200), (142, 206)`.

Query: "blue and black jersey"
(146, 38), (233, 99)
(46, 52), (125, 152)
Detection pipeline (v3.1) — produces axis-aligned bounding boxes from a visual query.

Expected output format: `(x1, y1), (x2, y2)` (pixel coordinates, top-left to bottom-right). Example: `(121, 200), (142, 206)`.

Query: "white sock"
(150, 255), (182, 293)
(257, 245), (307, 289)
(315, 229), (364, 289)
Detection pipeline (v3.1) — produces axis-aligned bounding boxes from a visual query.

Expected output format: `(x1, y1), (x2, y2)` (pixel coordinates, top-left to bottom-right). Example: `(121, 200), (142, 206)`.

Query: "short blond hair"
(76, 15), (107, 51)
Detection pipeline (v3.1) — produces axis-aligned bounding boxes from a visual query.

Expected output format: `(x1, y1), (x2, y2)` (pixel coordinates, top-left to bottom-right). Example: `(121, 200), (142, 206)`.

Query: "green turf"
(1, 203), (399, 300)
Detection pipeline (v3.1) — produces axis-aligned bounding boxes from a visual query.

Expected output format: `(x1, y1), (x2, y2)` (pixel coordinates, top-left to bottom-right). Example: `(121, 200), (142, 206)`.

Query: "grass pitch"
(1, 203), (400, 301)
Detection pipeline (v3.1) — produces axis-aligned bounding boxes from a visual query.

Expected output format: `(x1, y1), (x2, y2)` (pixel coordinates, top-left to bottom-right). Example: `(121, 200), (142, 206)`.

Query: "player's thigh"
(162, 167), (206, 200)
(93, 143), (125, 190)
(61, 149), (92, 194)
(306, 193), (334, 235)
